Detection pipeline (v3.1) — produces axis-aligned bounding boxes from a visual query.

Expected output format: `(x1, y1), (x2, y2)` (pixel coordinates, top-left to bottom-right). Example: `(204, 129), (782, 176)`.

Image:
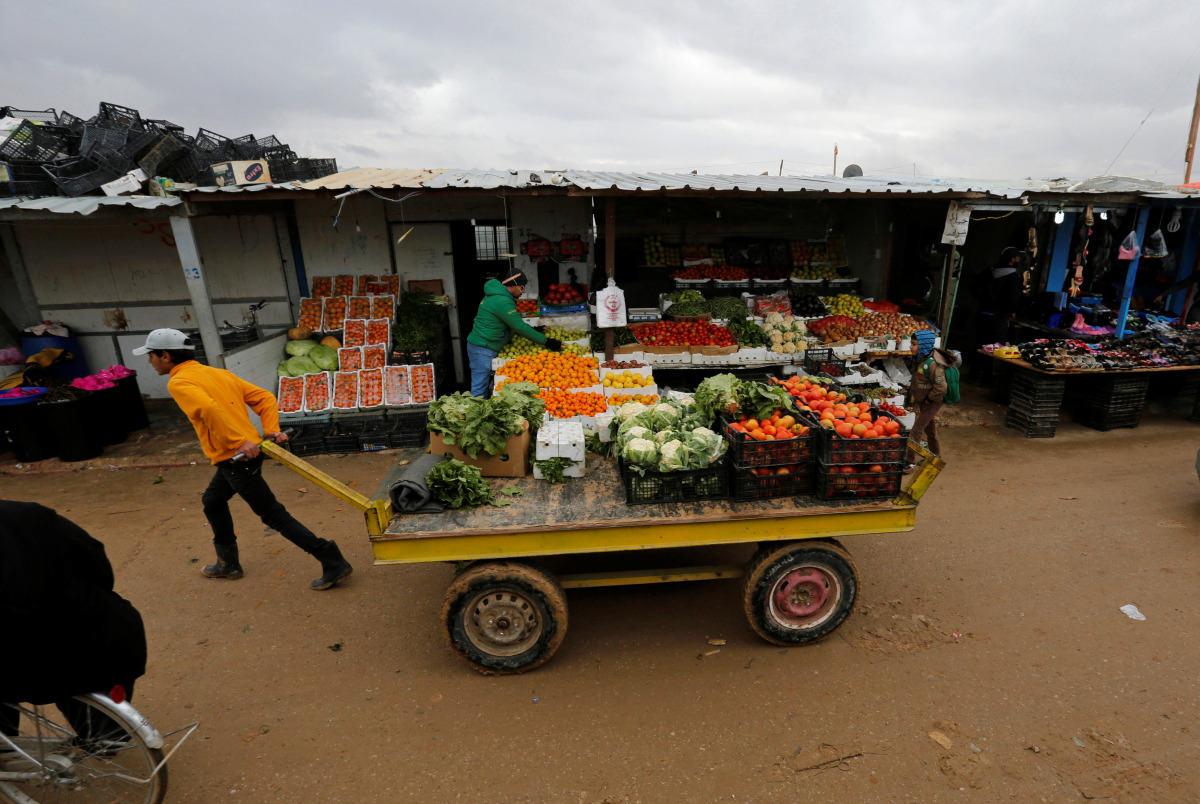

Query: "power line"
(1102, 41), (1200, 175)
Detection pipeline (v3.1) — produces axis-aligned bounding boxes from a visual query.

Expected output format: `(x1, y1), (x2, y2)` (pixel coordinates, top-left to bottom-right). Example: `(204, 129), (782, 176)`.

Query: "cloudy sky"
(6, 1), (1200, 182)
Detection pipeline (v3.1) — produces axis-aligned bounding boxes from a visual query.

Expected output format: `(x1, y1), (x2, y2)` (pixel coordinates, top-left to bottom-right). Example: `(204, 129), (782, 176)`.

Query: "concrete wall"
(10, 213), (293, 395)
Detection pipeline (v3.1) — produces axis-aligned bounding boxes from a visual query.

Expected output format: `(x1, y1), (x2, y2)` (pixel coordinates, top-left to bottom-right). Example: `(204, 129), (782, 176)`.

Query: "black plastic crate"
(42, 157), (121, 196)
(815, 460), (903, 501)
(324, 433), (361, 453)
(731, 465), (814, 501)
(301, 158), (338, 179)
(1004, 409), (1058, 438)
(137, 133), (187, 176)
(357, 435), (393, 452)
(802, 347), (834, 369)
(96, 102), (143, 130)
(0, 121), (74, 162)
(387, 429), (429, 449)
(287, 422), (332, 457)
(2, 106), (58, 124)
(618, 458), (729, 506)
(1, 160), (57, 196)
(331, 411), (389, 435)
(55, 111), (87, 132)
(388, 408), (429, 432)
(807, 409), (908, 465)
(719, 414), (813, 468)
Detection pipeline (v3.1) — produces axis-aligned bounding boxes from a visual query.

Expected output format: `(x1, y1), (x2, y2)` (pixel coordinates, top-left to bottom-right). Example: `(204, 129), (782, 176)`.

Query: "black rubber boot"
(203, 543), (244, 580)
(310, 541), (352, 591)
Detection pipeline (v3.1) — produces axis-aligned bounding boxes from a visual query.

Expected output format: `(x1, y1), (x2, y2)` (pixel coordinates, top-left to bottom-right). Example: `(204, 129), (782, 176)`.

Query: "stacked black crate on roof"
(1, 101), (338, 197)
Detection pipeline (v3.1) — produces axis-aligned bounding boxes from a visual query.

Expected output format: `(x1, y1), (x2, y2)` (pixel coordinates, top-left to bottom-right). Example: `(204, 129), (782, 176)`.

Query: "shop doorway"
(389, 222), (466, 385)
(448, 221), (512, 386)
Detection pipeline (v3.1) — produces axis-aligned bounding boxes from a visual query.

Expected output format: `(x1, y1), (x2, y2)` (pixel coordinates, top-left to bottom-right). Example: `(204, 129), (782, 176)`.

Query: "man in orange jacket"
(133, 329), (351, 590)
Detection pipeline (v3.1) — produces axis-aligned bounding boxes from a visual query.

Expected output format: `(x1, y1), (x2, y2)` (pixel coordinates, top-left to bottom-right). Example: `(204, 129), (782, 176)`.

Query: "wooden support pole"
(1185, 73), (1200, 185)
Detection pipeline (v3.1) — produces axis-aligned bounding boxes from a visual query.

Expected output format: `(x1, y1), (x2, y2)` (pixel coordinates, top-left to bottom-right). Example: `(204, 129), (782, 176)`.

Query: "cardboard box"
(211, 160), (272, 187)
(700, 344), (738, 356)
(429, 420), (530, 477)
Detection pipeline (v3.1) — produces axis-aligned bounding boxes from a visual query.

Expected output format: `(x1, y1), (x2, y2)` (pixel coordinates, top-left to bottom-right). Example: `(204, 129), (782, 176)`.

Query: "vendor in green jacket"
(466, 270), (562, 396)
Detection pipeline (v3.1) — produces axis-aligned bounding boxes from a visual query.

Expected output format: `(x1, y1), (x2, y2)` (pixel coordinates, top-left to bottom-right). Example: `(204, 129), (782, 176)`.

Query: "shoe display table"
(984, 352), (1200, 438)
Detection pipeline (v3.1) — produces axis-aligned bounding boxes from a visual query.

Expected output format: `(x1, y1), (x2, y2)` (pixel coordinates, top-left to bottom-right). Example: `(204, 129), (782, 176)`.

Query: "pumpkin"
(288, 325), (313, 341)
(321, 336), (342, 350)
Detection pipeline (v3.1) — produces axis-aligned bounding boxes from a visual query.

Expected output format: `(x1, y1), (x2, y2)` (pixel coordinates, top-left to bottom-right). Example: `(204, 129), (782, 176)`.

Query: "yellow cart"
(261, 441), (943, 674)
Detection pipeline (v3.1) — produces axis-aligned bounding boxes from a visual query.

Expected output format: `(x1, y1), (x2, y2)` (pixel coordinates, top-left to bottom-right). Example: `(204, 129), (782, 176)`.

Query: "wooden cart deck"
(371, 456), (938, 566)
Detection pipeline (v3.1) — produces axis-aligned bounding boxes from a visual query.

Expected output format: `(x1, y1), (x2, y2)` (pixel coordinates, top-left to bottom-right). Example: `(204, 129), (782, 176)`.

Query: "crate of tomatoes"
(719, 409), (813, 468)
(629, 321), (737, 348)
(731, 464), (814, 501)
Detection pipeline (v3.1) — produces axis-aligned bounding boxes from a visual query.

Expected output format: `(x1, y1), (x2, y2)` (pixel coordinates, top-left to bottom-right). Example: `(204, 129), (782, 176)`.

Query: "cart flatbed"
(372, 456), (937, 567)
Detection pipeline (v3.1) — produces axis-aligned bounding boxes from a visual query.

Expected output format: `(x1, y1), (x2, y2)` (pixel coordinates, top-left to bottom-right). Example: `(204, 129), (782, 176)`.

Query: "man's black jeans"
(201, 456), (325, 554)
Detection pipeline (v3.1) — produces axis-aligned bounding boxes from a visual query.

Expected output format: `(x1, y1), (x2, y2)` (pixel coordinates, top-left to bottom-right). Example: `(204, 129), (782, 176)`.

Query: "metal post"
(1045, 212), (1078, 294)
(273, 208), (302, 322)
(0, 223), (42, 332)
(1115, 206), (1151, 339)
(169, 214), (225, 368)
(604, 197), (616, 363)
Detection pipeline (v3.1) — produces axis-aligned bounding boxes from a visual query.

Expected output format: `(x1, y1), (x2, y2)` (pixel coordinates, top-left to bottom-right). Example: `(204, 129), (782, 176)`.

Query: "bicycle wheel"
(0, 695), (166, 804)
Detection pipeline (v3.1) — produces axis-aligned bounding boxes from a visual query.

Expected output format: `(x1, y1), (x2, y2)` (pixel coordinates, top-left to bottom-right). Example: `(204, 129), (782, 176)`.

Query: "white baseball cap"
(132, 328), (196, 355)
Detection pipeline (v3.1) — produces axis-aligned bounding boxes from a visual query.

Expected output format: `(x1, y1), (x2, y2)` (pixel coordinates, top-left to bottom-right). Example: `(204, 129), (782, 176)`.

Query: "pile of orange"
(497, 353), (599, 390)
(727, 410), (809, 441)
(538, 389), (608, 419)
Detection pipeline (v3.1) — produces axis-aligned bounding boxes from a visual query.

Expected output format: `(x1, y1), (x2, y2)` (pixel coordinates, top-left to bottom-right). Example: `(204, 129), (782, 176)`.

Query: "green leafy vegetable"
(427, 385), (543, 459)
(692, 374), (742, 426)
(535, 457), (573, 483)
(499, 487), (525, 496)
(708, 296), (749, 321)
(667, 289), (705, 304)
(584, 427), (614, 458)
(426, 459), (496, 509)
(665, 300), (710, 317)
(737, 382), (793, 420)
(728, 317), (771, 347)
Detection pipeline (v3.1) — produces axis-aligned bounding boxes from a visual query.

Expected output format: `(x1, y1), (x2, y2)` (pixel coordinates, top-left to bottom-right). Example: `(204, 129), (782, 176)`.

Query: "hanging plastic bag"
(1117, 231), (1139, 260)
(595, 278), (628, 328)
(1143, 228), (1168, 258)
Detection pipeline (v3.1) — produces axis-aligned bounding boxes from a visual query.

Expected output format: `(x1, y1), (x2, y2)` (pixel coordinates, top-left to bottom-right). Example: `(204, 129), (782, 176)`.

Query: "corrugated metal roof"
(0, 194), (182, 215)
(187, 182), (303, 194)
(299, 167), (447, 190)
(557, 171), (1028, 197)
(422, 169), (564, 189)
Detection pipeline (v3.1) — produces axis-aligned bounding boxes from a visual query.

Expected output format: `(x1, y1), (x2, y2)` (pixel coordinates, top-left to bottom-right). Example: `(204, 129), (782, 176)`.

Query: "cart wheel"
(440, 561), (568, 675)
(741, 540), (858, 646)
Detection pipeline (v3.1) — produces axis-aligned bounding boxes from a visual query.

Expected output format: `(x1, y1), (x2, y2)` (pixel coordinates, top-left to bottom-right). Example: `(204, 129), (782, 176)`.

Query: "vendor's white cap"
(132, 328), (195, 355)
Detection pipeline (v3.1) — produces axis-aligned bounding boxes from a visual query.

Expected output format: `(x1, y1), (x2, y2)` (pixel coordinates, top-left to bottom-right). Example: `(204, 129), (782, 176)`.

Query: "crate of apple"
(541, 283), (585, 309)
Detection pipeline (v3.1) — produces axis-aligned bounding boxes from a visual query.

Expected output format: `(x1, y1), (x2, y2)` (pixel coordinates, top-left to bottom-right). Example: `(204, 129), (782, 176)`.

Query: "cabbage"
(285, 339), (319, 357)
(623, 438), (659, 466)
(286, 355), (319, 376)
(658, 440), (686, 472)
(308, 344), (338, 371)
(277, 360), (291, 377)
(617, 401), (649, 422)
(684, 432), (726, 467)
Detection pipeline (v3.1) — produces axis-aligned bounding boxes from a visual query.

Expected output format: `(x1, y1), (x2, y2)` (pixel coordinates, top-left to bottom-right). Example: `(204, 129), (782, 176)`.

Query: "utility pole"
(1185, 73), (1200, 184)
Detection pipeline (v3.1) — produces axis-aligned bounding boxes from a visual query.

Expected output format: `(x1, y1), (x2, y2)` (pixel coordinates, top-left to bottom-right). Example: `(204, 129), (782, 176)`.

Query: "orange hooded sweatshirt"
(167, 361), (279, 464)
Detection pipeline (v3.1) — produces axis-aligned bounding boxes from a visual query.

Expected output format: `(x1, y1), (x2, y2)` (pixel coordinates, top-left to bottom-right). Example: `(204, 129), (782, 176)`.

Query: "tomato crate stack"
(804, 409), (908, 501)
(718, 413), (815, 501)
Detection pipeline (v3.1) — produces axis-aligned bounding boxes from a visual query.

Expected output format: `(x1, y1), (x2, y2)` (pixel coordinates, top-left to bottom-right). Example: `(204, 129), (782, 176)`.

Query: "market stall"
(981, 322), (1200, 437)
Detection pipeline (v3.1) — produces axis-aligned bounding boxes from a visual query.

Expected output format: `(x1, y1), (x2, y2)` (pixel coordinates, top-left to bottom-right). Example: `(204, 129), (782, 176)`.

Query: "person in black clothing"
(1154, 266), (1200, 324)
(0, 500), (147, 737)
(968, 246), (1024, 383)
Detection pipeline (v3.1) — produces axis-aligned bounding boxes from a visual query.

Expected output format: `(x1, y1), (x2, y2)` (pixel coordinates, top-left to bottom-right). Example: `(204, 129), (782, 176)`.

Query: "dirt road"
(3, 399), (1199, 803)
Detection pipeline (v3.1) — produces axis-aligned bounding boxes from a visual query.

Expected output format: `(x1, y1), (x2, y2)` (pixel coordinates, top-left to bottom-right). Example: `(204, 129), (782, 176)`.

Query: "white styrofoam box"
(534, 456), (587, 479)
(645, 351), (691, 365)
(897, 412), (917, 430)
(934, 336), (943, 348)
(899, 338), (912, 351)
(603, 382), (658, 400)
(831, 343), (857, 359)
(101, 168), (148, 196)
(767, 351), (791, 362)
(521, 317), (542, 327)
(491, 357), (507, 371)
(736, 347), (770, 363)
(539, 312), (590, 332)
(541, 413), (597, 429)
(535, 420), (585, 462)
(599, 363), (650, 380)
